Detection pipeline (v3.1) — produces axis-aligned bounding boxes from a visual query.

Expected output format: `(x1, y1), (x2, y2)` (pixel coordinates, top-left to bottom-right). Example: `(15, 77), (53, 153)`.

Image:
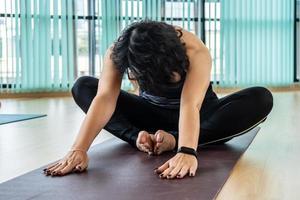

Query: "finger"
(58, 162), (78, 176)
(189, 164), (197, 177)
(176, 165), (189, 179)
(167, 164), (183, 179)
(44, 162), (60, 174)
(73, 162), (88, 173)
(72, 165), (83, 173)
(154, 161), (169, 174)
(159, 165), (175, 179)
(51, 162), (67, 176)
(46, 163), (62, 175)
(43, 162), (59, 171)
(44, 161), (63, 174)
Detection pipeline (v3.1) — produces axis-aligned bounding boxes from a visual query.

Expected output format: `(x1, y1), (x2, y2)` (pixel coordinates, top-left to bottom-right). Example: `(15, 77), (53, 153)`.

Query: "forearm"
(177, 104), (200, 150)
(71, 95), (116, 152)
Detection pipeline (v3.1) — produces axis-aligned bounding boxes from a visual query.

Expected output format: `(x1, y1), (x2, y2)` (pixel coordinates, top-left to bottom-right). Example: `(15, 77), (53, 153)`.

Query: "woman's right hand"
(43, 150), (89, 176)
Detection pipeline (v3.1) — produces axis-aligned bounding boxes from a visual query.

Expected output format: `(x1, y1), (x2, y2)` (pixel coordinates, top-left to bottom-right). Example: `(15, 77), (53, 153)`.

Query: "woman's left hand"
(154, 153), (198, 179)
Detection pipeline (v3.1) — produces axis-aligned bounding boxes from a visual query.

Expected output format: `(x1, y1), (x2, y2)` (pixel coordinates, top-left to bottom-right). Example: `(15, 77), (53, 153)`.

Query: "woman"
(43, 20), (273, 179)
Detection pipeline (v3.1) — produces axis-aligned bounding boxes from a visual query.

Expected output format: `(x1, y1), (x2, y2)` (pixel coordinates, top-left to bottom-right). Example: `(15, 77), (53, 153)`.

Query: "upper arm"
(96, 45), (123, 102)
(177, 27), (212, 110)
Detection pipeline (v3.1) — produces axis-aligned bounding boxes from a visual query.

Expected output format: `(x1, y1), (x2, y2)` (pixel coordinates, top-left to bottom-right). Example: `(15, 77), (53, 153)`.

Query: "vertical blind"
(220, 0), (295, 86)
(0, 0), (297, 94)
(0, 0), (75, 93)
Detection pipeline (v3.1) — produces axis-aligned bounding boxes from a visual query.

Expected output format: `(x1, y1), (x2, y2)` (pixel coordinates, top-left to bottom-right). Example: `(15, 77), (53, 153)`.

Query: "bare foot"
(153, 130), (176, 155)
(136, 130), (155, 155)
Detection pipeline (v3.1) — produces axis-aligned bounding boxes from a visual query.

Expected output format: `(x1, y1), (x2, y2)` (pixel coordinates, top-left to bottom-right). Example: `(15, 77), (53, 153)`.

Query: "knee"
(250, 87), (273, 115)
(71, 76), (91, 101)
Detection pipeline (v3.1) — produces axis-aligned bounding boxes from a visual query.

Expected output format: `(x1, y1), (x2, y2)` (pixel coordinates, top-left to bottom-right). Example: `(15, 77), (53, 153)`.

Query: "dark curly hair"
(111, 20), (190, 96)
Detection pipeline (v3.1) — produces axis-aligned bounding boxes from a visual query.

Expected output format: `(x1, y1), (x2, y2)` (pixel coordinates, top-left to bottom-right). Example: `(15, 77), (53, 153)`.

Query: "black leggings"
(71, 76), (273, 149)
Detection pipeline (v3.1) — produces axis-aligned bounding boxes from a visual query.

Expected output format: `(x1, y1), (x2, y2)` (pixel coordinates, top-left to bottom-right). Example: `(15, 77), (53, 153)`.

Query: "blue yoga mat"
(0, 114), (47, 125)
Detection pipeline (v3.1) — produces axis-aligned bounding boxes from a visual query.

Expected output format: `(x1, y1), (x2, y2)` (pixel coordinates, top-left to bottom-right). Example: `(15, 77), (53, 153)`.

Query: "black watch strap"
(177, 146), (198, 158)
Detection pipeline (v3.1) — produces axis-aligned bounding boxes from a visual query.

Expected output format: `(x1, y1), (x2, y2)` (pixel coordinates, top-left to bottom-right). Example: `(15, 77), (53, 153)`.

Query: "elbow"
(195, 102), (202, 112)
(192, 46), (212, 68)
(181, 100), (203, 112)
(206, 50), (212, 65)
(94, 93), (118, 111)
(199, 47), (212, 66)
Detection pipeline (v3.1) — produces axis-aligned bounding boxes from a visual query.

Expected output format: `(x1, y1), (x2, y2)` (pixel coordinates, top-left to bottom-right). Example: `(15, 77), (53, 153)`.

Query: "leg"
(71, 76), (140, 147)
(71, 76), (178, 148)
(198, 86), (273, 145)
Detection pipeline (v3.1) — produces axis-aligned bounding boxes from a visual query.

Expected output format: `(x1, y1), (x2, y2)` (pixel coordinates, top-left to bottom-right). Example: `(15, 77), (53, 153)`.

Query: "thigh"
(199, 86), (273, 144)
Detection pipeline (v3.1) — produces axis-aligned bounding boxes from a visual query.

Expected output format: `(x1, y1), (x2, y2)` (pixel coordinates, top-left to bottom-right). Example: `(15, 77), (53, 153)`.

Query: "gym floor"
(0, 90), (299, 200)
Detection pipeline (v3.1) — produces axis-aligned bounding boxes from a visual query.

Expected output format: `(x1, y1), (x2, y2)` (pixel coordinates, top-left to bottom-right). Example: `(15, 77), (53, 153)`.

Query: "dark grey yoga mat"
(0, 114), (47, 125)
(0, 127), (260, 200)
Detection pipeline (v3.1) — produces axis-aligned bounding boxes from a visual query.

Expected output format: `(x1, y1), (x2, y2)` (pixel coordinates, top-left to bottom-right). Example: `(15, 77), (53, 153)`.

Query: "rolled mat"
(0, 127), (260, 200)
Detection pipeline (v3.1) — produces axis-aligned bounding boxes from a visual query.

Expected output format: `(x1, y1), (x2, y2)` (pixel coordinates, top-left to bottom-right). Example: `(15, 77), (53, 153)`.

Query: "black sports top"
(139, 73), (217, 109)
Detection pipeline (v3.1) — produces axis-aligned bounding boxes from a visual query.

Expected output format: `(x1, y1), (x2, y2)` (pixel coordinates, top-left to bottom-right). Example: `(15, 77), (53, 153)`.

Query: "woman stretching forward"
(43, 21), (273, 179)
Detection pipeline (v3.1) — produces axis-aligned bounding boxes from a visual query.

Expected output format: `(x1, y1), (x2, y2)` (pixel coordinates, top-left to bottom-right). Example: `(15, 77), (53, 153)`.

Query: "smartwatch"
(177, 146), (198, 158)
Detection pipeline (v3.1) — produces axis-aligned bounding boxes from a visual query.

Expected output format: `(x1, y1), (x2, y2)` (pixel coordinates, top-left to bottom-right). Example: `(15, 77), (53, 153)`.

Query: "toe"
(154, 130), (165, 154)
(136, 131), (147, 147)
(153, 129), (176, 155)
(136, 131), (154, 153)
(155, 130), (164, 143)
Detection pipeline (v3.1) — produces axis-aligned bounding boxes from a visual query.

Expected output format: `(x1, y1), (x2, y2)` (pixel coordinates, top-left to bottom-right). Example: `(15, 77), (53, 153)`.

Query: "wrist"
(177, 146), (198, 158)
(70, 146), (88, 153)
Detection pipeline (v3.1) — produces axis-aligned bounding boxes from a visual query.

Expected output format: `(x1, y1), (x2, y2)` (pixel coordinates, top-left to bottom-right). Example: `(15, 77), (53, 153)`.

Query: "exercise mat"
(0, 114), (47, 125)
(0, 127), (260, 200)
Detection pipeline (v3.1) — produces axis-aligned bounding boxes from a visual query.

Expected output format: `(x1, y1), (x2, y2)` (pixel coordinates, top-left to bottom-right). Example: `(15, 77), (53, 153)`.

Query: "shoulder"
(173, 25), (208, 53)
